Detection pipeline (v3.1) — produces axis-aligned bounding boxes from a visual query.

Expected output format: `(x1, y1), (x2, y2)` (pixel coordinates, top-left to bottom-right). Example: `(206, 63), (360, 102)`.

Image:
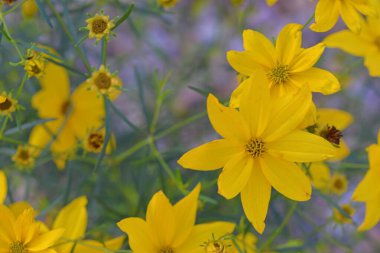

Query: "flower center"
(268, 64), (290, 85)
(245, 138), (266, 158)
(375, 37), (380, 50)
(92, 19), (108, 34)
(320, 125), (342, 145)
(10, 241), (27, 253)
(95, 73), (111, 90)
(88, 133), (104, 150)
(61, 100), (70, 115)
(0, 96), (12, 111)
(30, 61), (42, 75)
(18, 149), (30, 161)
(160, 247), (174, 253)
(205, 241), (227, 253)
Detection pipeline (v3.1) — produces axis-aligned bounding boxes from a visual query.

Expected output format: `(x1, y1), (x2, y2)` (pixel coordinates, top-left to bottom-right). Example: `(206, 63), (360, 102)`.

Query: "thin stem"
(16, 73), (28, 98)
(0, 12), (24, 60)
(301, 12), (314, 31)
(101, 39), (107, 66)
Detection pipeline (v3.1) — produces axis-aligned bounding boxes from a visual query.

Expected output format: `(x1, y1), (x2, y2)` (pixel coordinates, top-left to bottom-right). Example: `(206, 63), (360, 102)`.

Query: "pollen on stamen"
(160, 246), (174, 253)
(268, 64), (290, 85)
(92, 19), (108, 34)
(9, 240), (27, 253)
(245, 138), (266, 158)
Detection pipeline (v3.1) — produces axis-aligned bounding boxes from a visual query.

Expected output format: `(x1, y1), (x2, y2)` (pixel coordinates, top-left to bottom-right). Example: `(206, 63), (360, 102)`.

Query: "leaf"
(35, 0), (54, 28)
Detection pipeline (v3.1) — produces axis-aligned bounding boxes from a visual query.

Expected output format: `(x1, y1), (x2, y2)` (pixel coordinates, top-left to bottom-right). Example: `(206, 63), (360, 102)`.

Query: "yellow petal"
(290, 67), (340, 95)
(104, 236), (125, 250)
(239, 72), (271, 137)
(226, 51), (260, 76)
(317, 108), (354, 130)
(27, 229), (64, 251)
(266, 0), (278, 6)
(276, 23), (303, 65)
(340, 0), (364, 33)
(352, 166), (380, 202)
(176, 222), (235, 253)
(290, 43), (325, 73)
(309, 162), (331, 191)
(207, 94), (249, 142)
(241, 161), (271, 234)
(310, 0), (340, 32)
(329, 139), (351, 161)
(28, 120), (62, 156)
(178, 139), (241, 171)
(358, 199), (380, 231)
(267, 130), (336, 162)
(260, 155), (311, 201)
(218, 153), (251, 199)
(324, 30), (375, 57)
(368, 144), (380, 169)
(0, 171), (6, 204)
(172, 184), (201, 247)
(0, 205), (16, 241)
(242, 29), (276, 68)
(364, 53), (380, 77)
(73, 240), (105, 253)
(8, 202), (34, 218)
(146, 191), (175, 247)
(117, 217), (157, 252)
(15, 208), (37, 244)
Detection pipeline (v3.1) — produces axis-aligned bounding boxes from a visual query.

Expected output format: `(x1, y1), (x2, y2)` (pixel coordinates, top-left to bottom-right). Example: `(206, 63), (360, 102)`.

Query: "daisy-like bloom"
(24, 50), (46, 78)
(352, 129), (380, 231)
(0, 93), (17, 117)
(158, 0), (179, 8)
(227, 24), (340, 97)
(22, 0), (38, 18)
(333, 204), (356, 224)
(310, 0), (377, 33)
(11, 145), (36, 170)
(0, 206), (64, 253)
(117, 184), (236, 253)
(86, 65), (122, 98)
(29, 48), (106, 169)
(83, 128), (116, 154)
(178, 72), (336, 234)
(86, 13), (114, 42)
(324, 13), (380, 77)
(309, 163), (349, 195)
(329, 173), (348, 195)
(0, 170), (6, 204)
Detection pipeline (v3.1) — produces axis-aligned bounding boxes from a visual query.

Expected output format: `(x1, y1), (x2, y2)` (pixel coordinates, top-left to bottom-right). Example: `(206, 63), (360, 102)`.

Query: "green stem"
(0, 12), (24, 60)
(101, 39), (107, 66)
(16, 73), (28, 98)
(301, 12), (314, 31)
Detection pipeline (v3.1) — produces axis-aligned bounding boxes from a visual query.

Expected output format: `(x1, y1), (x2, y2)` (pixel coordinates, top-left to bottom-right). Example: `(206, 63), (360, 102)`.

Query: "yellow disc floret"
(0, 93), (17, 116)
(86, 13), (115, 42)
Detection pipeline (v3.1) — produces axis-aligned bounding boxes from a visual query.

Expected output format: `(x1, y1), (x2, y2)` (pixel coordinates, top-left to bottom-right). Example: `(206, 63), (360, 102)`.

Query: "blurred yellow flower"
(333, 204), (356, 224)
(0, 92), (17, 117)
(178, 72), (336, 234)
(227, 24), (340, 97)
(86, 65), (122, 98)
(22, 0), (38, 18)
(266, 0), (278, 6)
(158, 0), (179, 8)
(12, 145), (36, 170)
(86, 13), (114, 42)
(0, 170), (6, 204)
(352, 129), (380, 231)
(329, 173), (349, 195)
(324, 14), (380, 77)
(310, 0), (377, 33)
(309, 163), (348, 195)
(117, 184), (235, 253)
(24, 51), (46, 78)
(83, 128), (116, 154)
(0, 206), (64, 253)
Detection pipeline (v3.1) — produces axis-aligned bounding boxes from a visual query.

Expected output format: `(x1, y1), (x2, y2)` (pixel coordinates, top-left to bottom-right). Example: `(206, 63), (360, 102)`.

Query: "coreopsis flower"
(178, 72), (336, 234)
(29, 49), (106, 169)
(309, 163), (348, 195)
(0, 206), (64, 253)
(117, 184), (236, 253)
(86, 65), (122, 98)
(11, 145), (36, 170)
(86, 13), (115, 42)
(24, 50), (46, 78)
(352, 129), (380, 231)
(0, 93), (17, 117)
(158, 0), (179, 8)
(0, 170), (6, 204)
(22, 0), (38, 18)
(333, 204), (356, 224)
(83, 128), (116, 154)
(324, 14), (380, 77)
(310, 0), (377, 33)
(227, 24), (340, 97)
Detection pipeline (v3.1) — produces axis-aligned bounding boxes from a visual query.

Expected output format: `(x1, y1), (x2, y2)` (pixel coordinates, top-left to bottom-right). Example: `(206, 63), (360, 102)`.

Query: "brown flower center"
(375, 37), (380, 50)
(88, 133), (104, 150)
(160, 247), (174, 253)
(10, 241), (27, 253)
(205, 241), (227, 253)
(245, 138), (266, 158)
(92, 19), (108, 34)
(268, 64), (290, 85)
(320, 125), (343, 145)
(333, 178), (344, 190)
(18, 149), (30, 161)
(0, 97), (12, 111)
(95, 73), (111, 90)
(61, 100), (71, 115)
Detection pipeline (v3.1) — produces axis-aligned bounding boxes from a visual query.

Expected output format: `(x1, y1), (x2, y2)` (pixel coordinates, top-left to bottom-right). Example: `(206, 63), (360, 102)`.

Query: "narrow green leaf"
(35, 0), (54, 28)
(112, 4), (135, 31)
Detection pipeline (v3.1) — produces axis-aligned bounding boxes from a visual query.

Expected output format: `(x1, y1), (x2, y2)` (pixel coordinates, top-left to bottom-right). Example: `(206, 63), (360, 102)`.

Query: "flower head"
(24, 50), (46, 78)
(83, 128), (116, 154)
(12, 145), (36, 170)
(22, 0), (38, 18)
(86, 13), (114, 42)
(329, 173), (348, 195)
(0, 93), (17, 116)
(117, 184), (235, 253)
(158, 0), (179, 9)
(227, 24), (340, 97)
(333, 204), (356, 224)
(87, 65), (122, 99)
(178, 72), (336, 234)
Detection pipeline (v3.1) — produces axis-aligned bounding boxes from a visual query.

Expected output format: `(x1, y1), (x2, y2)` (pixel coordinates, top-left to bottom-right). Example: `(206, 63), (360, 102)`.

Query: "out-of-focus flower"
(117, 184), (235, 253)
(329, 173), (348, 195)
(230, 0), (244, 6)
(333, 204), (356, 224)
(310, 163), (348, 195)
(86, 65), (122, 99)
(11, 145), (36, 170)
(178, 72), (336, 234)
(83, 128), (116, 154)
(310, 0), (377, 33)
(324, 14), (380, 77)
(227, 24), (340, 97)
(22, 0), (38, 18)
(158, 0), (179, 9)
(0, 206), (64, 253)
(24, 50), (46, 78)
(1, 0), (17, 5)
(0, 92), (17, 116)
(266, 0), (278, 6)
(0, 170), (6, 204)
(230, 232), (257, 253)
(352, 129), (380, 231)
(86, 13), (114, 42)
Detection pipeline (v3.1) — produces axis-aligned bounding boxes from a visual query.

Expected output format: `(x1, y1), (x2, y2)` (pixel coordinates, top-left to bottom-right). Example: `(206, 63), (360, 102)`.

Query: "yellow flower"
(24, 51), (46, 78)
(86, 13), (114, 42)
(73, 236), (125, 253)
(352, 129), (380, 231)
(117, 184), (236, 253)
(309, 163), (348, 195)
(29, 50), (105, 169)
(230, 233), (257, 253)
(0, 92), (17, 117)
(324, 14), (380, 77)
(158, 0), (179, 8)
(333, 204), (356, 224)
(83, 128), (116, 154)
(0, 206), (64, 253)
(266, 0), (278, 6)
(227, 24), (340, 97)
(329, 173), (348, 195)
(178, 72), (336, 234)
(0, 170), (6, 204)
(11, 145), (36, 170)
(22, 0), (38, 18)
(86, 65), (122, 99)
(310, 0), (377, 33)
